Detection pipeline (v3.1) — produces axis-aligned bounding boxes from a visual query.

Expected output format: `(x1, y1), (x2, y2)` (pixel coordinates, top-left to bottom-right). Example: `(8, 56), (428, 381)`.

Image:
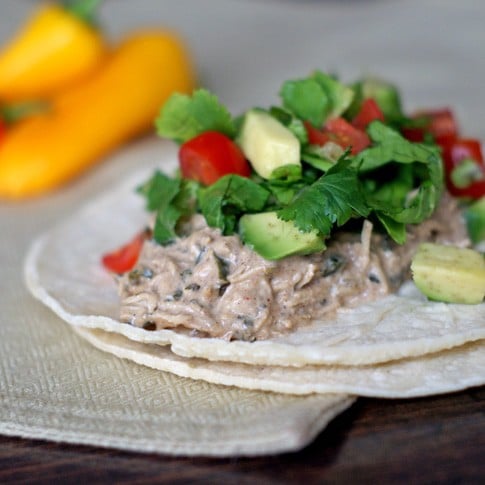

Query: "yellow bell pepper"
(0, 0), (106, 102)
(0, 30), (195, 199)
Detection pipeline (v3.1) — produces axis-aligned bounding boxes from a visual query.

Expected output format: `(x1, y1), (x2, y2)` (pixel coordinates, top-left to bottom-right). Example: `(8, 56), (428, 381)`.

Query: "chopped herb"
(321, 254), (346, 277)
(278, 159), (370, 235)
(185, 283), (201, 291)
(155, 89), (236, 144)
(198, 175), (270, 234)
(368, 274), (381, 284)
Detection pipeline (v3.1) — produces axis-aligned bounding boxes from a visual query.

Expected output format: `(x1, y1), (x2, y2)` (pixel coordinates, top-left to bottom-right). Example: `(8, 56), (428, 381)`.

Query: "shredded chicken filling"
(118, 194), (469, 341)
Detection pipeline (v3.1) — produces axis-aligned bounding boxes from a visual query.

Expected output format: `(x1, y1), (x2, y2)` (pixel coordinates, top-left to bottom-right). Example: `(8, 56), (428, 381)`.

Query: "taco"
(24, 72), (485, 395)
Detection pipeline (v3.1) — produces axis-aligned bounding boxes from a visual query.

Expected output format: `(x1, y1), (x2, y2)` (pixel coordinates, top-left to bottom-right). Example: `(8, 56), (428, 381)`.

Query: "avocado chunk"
(238, 110), (301, 180)
(464, 196), (485, 245)
(411, 243), (485, 304)
(239, 211), (325, 260)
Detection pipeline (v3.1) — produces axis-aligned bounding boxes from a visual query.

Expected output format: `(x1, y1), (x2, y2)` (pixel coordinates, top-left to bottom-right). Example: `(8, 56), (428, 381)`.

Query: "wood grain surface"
(1, 387), (483, 484)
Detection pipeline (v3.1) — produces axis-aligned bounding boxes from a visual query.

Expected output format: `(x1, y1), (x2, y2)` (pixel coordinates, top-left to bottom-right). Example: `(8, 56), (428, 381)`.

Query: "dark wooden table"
(1, 387), (483, 484)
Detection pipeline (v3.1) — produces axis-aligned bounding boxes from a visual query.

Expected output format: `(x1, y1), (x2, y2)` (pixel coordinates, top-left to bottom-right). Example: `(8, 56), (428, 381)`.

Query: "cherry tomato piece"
(101, 230), (148, 273)
(179, 131), (251, 185)
(351, 98), (385, 131)
(304, 121), (332, 145)
(447, 179), (485, 199)
(441, 138), (483, 166)
(426, 109), (459, 139)
(440, 137), (485, 199)
(324, 117), (370, 154)
(402, 108), (459, 142)
(305, 118), (370, 155)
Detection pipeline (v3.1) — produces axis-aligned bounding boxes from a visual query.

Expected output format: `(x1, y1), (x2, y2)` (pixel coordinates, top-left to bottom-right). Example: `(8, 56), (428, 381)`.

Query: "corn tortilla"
(24, 161), (485, 368)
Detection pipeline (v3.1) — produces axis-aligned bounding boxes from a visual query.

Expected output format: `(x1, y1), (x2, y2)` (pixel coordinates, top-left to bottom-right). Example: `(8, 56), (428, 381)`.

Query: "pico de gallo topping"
(102, 71), (485, 272)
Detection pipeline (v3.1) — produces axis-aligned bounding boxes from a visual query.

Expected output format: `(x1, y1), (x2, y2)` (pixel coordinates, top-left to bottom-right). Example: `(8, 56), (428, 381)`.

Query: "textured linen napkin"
(0, 301), (352, 456)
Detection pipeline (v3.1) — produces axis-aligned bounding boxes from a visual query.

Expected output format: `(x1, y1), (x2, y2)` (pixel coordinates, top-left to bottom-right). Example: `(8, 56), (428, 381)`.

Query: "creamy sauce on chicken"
(118, 194), (469, 341)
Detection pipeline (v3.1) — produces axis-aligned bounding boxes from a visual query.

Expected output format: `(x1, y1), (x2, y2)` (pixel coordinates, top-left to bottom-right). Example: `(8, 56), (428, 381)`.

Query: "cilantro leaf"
(198, 175), (270, 234)
(312, 71), (354, 118)
(278, 160), (370, 235)
(155, 89), (236, 144)
(280, 77), (331, 128)
(137, 170), (181, 211)
(153, 204), (182, 243)
(356, 121), (442, 175)
(137, 171), (199, 244)
(280, 71), (354, 127)
(265, 184), (298, 206)
(355, 121), (444, 242)
(375, 213), (406, 244)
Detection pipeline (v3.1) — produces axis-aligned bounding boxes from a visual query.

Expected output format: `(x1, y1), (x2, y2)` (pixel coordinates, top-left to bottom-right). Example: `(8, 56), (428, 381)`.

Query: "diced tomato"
(440, 137), (485, 199)
(447, 179), (485, 199)
(427, 109), (459, 139)
(305, 118), (370, 155)
(401, 125), (425, 143)
(179, 131), (251, 185)
(441, 138), (483, 165)
(304, 121), (332, 145)
(402, 108), (459, 142)
(351, 98), (385, 131)
(101, 230), (149, 274)
(324, 117), (370, 154)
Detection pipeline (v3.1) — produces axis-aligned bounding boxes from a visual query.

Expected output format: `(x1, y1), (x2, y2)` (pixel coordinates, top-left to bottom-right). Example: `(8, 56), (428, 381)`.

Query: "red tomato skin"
(324, 117), (370, 154)
(305, 119), (370, 155)
(101, 231), (147, 274)
(440, 137), (485, 199)
(426, 109), (459, 139)
(352, 98), (385, 131)
(447, 179), (485, 199)
(179, 131), (251, 185)
(442, 138), (483, 165)
(402, 108), (459, 142)
(401, 128), (421, 142)
(304, 121), (331, 145)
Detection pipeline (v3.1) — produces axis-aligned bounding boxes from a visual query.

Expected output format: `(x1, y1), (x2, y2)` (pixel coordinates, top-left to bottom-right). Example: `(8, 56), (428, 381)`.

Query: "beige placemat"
(0, 305), (352, 456)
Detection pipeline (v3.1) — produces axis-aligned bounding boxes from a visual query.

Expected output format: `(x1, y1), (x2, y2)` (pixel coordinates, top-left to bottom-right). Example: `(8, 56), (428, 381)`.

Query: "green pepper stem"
(62, 0), (103, 26)
(1, 101), (50, 124)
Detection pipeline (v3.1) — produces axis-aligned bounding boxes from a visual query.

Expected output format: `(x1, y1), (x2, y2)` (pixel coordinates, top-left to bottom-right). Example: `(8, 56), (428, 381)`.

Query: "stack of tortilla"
(24, 159), (485, 445)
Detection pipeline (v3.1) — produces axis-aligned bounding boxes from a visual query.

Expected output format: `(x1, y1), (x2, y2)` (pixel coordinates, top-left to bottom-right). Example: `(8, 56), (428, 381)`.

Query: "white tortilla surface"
(24, 157), (485, 367)
(74, 326), (485, 398)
